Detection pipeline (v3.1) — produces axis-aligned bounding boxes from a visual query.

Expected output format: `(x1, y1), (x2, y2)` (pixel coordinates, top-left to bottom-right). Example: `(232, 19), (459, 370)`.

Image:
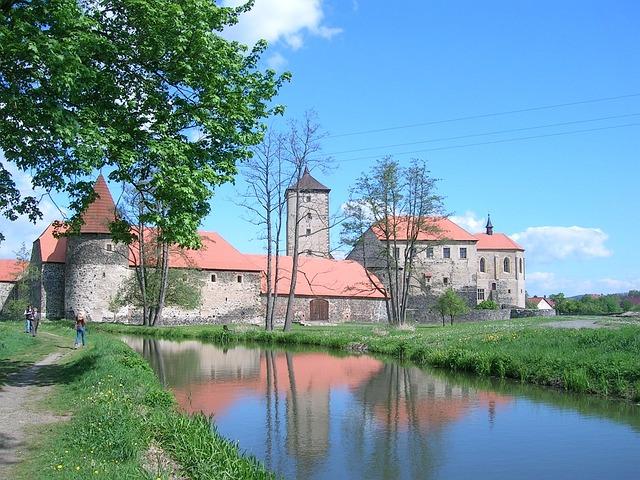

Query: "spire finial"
(486, 213), (493, 235)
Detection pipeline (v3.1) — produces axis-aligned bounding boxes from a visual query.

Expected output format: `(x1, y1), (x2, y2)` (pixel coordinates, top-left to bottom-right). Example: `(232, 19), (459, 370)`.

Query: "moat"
(123, 336), (640, 480)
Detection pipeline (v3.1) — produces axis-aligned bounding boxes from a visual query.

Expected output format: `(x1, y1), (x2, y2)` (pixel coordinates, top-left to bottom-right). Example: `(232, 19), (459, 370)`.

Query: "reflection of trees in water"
(141, 338), (201, 388)
(341, 363), (457, 480)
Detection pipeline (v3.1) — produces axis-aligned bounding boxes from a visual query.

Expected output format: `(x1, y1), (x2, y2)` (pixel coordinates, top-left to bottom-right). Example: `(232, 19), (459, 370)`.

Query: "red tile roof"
(80, 174), (116, 234)
(371, 216), (477, 242)
(474, 233), (524, 251)
(36, 223), (68, 263)
(128, 231), (262, 272)
(246, 254), (387, 299)
(0, 259), (27, 282)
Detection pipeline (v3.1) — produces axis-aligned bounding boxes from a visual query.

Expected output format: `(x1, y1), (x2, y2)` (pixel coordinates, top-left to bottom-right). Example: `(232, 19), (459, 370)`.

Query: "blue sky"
(2, 0), (639, 296)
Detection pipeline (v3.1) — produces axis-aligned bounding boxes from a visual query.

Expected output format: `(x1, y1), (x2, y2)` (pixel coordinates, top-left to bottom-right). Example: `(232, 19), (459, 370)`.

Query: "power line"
(327, 92), (640, 139)
(337, 122), (640, 163)
(326, 112), (640, 156)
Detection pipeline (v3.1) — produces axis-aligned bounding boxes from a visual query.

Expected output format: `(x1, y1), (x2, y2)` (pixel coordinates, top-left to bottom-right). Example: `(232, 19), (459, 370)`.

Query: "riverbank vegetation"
(1, 322), (273, 479)
(96, 317), (640, 401)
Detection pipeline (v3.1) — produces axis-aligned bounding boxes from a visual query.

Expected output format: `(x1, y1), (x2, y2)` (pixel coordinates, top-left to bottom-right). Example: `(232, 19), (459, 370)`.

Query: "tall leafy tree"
(0, 0), (289, 247)
(342, 157), (445, 325)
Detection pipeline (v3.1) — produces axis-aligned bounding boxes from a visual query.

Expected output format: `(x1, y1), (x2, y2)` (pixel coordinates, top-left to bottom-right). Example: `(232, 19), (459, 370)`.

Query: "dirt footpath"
(0, 348), (68, 478)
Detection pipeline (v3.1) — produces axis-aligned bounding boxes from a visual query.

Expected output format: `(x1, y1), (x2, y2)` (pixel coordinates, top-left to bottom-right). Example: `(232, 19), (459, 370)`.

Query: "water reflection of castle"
(125, 338), (512, 478)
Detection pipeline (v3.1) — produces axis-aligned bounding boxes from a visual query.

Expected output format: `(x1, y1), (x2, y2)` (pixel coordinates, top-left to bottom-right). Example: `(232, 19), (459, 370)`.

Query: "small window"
(443, 247), (450, 259)
(491, 282), (497, 291)
(443, 277), (449, 285)
(508, 289), (512, 294)
(102, 271), (106, 278)
(306, 228), (311, 236)
(479, 257), (486, 273)
(426, 247), (434, 258)
(211, 274), (217, 283)
(237, 275), (243, 283)
(477, 288), (485, 301)
(307, 212), (312, 220)
(503, 257), (511, 273)
(459, 247), (467, 259)
(424, 273), (431, 283)
(519, 258), (523, 274)
(408, 247), (416, 259)
(305, 195), (311, 202)
(393, 247), (400, 259)
(106, 243), (113, 252)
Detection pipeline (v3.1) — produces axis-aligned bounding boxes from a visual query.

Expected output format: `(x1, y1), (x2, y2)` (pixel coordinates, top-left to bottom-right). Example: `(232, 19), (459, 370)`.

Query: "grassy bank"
(2, 323), (274, 479)
(96, 317), (640, 401)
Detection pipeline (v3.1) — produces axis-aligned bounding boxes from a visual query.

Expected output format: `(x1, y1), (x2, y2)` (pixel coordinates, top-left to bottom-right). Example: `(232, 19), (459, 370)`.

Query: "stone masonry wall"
(477, 250), (525, 307)
(0, 282), (16, 313)
(65, 234), (131, 322)
(40, 263), (65, 318)
(112, 270), (263, 325)
(510, 308), (556, 318)
(267, 295), (387, 323)
(286, 190), (330, 257)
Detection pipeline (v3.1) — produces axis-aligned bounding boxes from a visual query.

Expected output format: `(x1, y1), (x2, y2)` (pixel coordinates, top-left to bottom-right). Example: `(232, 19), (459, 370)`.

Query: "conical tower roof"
(287, 167), (330, 192)
(80, 174), (117, 234)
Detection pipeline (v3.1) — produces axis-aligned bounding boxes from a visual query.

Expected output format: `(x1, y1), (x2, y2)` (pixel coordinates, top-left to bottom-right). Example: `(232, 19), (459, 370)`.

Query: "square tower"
(286, 168), (330, 257)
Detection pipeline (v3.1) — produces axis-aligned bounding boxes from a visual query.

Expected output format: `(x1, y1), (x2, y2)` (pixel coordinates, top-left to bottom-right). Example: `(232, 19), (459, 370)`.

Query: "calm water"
(123, 336), (640, 480)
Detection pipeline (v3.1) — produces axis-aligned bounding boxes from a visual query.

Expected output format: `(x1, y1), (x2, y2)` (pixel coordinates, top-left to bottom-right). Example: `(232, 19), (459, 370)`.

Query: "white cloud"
(511, 226), (611, 262)
(450, 211), (486, 233)
(526, 271), (640, 296)
(0, 160), (63, 259)
(266, 52), (288, 70)
(222, 0), (342, 50)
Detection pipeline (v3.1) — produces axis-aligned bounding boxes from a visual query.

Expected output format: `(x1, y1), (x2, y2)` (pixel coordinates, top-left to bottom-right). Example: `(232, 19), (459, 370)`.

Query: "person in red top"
(74, 311), (87, 348)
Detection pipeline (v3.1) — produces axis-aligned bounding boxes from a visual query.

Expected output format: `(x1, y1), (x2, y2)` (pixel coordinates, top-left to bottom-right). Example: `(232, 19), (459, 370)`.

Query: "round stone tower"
(64, 175), (130, 321)
(285, 167), (331, 258)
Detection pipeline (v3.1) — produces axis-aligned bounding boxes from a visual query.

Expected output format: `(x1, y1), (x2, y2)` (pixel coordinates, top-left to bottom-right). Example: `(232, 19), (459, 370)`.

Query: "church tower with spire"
(285, 167), (331, 257)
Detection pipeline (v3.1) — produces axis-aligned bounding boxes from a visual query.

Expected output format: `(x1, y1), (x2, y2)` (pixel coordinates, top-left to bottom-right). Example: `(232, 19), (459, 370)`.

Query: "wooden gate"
(309, 299), (329, 321)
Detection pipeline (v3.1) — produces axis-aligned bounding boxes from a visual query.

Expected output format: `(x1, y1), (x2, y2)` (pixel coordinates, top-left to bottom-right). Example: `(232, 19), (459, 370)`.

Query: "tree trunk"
(284, 185), (302, 331)
(152, 241), (170, 326)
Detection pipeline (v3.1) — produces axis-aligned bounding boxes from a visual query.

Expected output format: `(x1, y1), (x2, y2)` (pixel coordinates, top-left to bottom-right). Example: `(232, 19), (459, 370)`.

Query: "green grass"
(94, 316), (640, 401)
(0, 321), (62, 386)
(5, 323), (274, 480)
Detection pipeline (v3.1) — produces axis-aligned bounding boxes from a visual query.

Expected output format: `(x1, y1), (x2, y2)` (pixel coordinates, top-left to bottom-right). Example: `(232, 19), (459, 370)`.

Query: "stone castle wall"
(477, 250), (525, 307)
(0, 282), (16, 313)
(286, 190), (330, 257)
(267, 295), (387, 323)
(111, 270), (263, 325)
(64, 234), (131, 321)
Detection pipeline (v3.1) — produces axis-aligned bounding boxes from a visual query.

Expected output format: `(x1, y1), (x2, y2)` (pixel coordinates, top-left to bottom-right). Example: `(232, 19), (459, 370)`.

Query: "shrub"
(476, 300), (499, 310)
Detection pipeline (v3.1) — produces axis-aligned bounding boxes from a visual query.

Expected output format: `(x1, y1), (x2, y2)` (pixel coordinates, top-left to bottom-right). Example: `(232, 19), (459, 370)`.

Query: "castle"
(0, 170), (525, 324)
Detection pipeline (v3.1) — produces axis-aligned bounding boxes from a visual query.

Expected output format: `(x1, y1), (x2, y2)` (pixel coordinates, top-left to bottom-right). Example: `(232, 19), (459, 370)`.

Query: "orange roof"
(474, 233), (524, 251)
(372, 217), (477, 242)
(129, 231), (262, 272)
(246, 254), (387, 299)
(0, 259), (27, 282)
(36, 223), (68, 263)
(80, 174), (116, 234)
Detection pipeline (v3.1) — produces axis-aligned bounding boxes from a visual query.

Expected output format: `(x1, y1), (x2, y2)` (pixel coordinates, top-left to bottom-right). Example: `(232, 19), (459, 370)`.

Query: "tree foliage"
(435, 288), (469, 325)
(0, 0), (288, 246)
(549, 292), (627, 315)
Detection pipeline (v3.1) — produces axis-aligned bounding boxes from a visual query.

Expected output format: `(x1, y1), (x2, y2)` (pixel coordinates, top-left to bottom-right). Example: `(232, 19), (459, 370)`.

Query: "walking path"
(0, 336), (69, 478)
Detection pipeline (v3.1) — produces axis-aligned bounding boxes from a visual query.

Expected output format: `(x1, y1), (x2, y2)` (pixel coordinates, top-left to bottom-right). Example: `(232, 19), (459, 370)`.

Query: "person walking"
(24, 305), (33, 334)
(31, 307), (40, 337)
(74, 311), (87, 348)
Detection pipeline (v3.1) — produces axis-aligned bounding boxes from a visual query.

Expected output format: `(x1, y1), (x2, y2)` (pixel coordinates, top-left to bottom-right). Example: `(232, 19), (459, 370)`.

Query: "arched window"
(479, 257), (486, 273)
(503, 257), (510, 273)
